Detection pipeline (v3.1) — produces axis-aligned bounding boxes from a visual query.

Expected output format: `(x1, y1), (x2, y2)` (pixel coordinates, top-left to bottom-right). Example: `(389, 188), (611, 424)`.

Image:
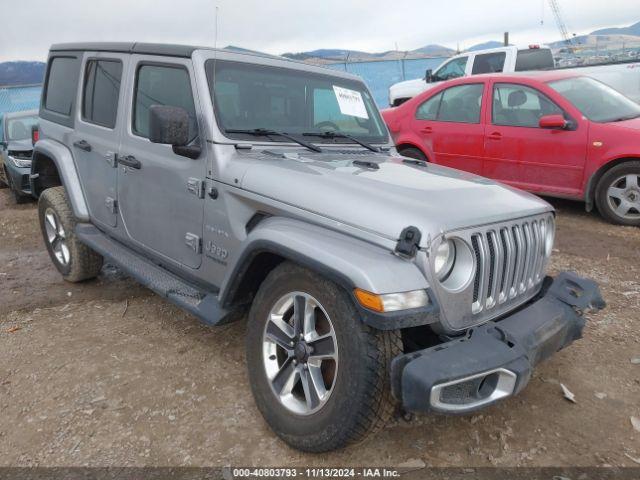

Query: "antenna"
(212, 3), (219, 105)
(213, 4), (219, 50)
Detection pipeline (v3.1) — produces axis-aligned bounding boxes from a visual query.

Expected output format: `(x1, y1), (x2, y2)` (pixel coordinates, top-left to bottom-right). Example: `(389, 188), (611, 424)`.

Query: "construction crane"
(547, 0), (575, 51)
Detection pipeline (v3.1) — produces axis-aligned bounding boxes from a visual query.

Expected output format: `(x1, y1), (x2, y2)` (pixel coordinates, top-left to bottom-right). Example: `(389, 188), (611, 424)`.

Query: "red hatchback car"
(382, 72), (640, 226)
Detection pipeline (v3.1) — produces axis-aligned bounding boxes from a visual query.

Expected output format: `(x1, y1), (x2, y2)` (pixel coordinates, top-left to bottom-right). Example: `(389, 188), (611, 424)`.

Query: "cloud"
(0, 0), (638, 61)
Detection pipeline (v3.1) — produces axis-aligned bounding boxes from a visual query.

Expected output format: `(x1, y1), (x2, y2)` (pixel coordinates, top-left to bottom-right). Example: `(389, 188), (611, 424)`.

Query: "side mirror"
(149, 105), (190, 146)
(0, 141), (6, 149)
(539, 114), (567, 129)
(425, 69), (434, 83)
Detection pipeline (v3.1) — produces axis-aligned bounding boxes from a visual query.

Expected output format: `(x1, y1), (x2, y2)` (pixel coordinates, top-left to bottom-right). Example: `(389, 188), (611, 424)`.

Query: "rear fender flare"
(32, 139), (89, 221)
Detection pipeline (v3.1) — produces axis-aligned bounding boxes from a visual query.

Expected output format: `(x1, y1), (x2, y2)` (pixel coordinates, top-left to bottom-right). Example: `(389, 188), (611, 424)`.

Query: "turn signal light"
(354, 288), (429, 313)
(355, 289), (385, 312)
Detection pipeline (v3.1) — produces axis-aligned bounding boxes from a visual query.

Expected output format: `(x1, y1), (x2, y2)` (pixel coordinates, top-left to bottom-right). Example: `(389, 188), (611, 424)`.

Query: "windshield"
(6, 115), (38, 141)
(548, 76), (640, 123)
(205, 60), (388, 144)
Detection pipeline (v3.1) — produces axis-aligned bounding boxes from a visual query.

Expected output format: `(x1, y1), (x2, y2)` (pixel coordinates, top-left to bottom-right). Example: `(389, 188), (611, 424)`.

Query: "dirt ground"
(0, 188), (639, 468)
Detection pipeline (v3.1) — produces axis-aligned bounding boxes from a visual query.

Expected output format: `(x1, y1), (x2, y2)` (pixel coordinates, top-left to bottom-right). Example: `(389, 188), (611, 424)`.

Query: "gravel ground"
(0, 188), (639, 467)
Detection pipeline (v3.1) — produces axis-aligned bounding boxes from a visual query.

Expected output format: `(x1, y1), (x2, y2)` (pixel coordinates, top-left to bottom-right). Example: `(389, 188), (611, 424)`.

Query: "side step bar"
(75, 224), (231, 326)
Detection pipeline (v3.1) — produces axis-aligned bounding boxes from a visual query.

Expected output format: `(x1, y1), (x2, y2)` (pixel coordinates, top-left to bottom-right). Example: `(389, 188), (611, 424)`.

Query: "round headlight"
(544, 218), (555, 257)
(434, 239), (456, 281)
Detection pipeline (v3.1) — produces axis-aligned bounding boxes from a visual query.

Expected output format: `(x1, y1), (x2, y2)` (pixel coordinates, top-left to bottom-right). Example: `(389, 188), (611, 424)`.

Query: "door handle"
(487, 132), (502, 140)
(420, 126), (433, 133)
(118, 155), (142, 169)
(73, 139), (92, 152)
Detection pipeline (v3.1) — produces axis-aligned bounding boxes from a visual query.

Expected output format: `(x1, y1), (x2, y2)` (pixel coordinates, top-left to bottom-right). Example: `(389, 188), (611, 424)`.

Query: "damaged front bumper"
(391, 272), (605, 414)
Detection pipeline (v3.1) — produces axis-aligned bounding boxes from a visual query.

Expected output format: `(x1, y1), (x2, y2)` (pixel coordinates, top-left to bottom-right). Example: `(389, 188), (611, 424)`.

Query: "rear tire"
(595, 161), (640, 226)
(38, 186), (103, 282)
(246, 262), (402, 452)
(398, 147), (427, 162)
(0, 166), (8, 188)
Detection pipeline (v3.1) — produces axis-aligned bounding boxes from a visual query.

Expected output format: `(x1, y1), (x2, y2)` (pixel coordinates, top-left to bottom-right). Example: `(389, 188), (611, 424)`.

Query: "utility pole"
(504, 32), (509, 46)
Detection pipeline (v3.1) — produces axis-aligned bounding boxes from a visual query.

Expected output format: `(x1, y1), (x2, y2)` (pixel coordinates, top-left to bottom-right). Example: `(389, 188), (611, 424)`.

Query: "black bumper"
(391, 272), (605, 414)
(5, 163), (32, 195)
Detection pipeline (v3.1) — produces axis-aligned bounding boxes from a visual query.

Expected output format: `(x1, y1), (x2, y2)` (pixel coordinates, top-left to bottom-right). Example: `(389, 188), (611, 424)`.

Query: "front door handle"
(420, 126), (433, 134)
(118, 155), (142, 170)
(487, 132), (502, 140)
(73, 139), (92, 152)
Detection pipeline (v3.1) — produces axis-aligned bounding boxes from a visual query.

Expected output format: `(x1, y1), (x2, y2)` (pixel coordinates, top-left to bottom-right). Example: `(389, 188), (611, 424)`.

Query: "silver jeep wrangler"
(32, 42), (604, 452)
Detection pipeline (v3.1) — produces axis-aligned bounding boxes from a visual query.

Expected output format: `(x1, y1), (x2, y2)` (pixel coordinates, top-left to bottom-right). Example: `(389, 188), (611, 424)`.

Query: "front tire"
(38, 186), (104, 282)
(0, 165), (8, 188)
(246, 262), (402, 452)
(595, 162), (640, 226)
(6, 170), (30, 204)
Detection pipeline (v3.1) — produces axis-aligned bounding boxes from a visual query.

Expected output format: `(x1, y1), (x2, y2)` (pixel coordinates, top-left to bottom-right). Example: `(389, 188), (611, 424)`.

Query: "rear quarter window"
(41, 55), (82, 128)
(515, 49), (555, 71)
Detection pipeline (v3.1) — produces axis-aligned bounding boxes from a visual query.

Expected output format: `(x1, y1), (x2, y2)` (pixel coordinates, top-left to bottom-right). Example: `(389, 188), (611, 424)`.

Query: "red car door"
(411, 82), (486, 174)
(483, 81), (588, 197)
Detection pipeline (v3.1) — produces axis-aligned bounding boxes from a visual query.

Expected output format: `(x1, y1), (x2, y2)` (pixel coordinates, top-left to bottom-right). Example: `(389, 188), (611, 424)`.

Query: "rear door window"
(472, 52), (506, 74)
(515, 49), (555, 71)
(132, 64), (197, 140)
(82, 59), (123, 129)
(415, 92), (443, 120)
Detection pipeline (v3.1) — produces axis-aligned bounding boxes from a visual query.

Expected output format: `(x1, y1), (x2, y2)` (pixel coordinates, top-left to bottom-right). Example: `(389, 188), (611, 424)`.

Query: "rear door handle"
(73, 139), (92, 152)
(487, 132), (502, 140)
(118, 155), (142, 170)
(420, 126), (433, 133)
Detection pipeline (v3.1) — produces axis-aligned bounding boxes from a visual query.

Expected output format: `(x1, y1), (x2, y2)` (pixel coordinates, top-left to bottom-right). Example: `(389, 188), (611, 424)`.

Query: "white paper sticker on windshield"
(333, 86), (369, 119)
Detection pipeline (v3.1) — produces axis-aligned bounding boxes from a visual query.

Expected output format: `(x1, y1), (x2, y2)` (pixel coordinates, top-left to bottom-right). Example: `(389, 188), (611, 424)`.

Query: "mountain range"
(2, 21), (640, 86)
(281, 21), (640, 63)
(0, 61), (46, 86)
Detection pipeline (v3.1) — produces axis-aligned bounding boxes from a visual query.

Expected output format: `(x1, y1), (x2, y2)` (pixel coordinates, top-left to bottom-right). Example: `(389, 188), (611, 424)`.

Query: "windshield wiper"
(225, 128), (322, 153)
(302, 131), (381, 153)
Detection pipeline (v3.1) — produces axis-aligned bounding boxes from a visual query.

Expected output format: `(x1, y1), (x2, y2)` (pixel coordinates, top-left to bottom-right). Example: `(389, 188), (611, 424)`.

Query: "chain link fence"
(325, 57), (446, 107)
(0, 84), (42, 116)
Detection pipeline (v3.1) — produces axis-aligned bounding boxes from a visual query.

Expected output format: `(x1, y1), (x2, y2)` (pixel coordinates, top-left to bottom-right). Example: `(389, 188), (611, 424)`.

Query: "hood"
(389, 78), (439, 102)
(237, 149), (552, 245)
(7, 139), (34, 152)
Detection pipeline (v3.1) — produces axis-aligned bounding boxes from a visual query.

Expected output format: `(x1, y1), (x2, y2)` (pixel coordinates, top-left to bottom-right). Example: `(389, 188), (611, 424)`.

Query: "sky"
(0, 0), (639, 62)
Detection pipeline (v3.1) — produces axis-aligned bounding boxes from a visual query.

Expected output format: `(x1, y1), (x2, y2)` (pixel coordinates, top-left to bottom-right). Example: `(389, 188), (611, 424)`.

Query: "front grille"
(8, 150), (33, 160)
(470, 217), (549, 315)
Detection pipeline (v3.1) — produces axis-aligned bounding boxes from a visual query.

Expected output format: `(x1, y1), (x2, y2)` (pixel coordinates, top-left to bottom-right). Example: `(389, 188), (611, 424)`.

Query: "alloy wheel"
(262, 292), (338, 415)
(44, 208), (71, 266)
(606, 174), (640, 220)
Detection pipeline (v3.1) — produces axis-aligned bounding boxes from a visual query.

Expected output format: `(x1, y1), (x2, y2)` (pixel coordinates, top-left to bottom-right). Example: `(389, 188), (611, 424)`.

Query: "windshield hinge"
(395, 226), (422, 258)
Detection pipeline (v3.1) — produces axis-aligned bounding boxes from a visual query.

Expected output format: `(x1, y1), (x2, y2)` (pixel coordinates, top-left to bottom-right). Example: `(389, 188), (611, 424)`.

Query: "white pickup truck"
(389, 44), (640, 106)
(389, 45), (555, 106)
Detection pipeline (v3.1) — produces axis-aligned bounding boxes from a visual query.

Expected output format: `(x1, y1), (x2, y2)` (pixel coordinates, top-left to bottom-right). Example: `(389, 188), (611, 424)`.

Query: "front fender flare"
(32, 139), (89, 221)
(219, 217), (438, 330)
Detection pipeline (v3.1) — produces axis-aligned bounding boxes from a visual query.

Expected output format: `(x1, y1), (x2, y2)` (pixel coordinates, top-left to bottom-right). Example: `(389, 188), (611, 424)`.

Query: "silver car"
(0, 109), (38, 203)
(30, 43), (604, 452)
